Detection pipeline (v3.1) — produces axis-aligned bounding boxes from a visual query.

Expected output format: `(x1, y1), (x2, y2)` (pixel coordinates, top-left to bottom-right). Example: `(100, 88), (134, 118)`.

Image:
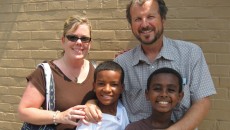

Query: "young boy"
(125, 67), (184, 130)
(76, 61), (129, 130)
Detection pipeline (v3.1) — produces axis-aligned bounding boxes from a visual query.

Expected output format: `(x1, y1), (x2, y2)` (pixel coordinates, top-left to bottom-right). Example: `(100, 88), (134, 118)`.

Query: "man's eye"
(134, 18), (141, 22)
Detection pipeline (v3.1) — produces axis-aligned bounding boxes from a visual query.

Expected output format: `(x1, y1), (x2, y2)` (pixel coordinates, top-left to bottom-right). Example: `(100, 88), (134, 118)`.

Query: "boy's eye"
(168, 89), (176, 92)
(96, 82), (104, 86)
(111, 83), (119, 87)
(152, 86), (161, 91)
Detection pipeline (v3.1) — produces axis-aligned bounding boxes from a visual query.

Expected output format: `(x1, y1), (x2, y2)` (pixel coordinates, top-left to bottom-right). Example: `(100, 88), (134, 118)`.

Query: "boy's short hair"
(94, 61), (124, 84)
(147, 67), (183, 92)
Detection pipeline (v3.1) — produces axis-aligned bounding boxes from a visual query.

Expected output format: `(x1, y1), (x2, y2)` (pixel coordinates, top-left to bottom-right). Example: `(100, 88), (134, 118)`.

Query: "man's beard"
(134, 25), (164, 45)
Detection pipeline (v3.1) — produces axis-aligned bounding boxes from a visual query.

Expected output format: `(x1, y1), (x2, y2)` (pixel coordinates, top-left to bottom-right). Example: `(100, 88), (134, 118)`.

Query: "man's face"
(130, 0), (164, 45)
(146, 73), (183, 113)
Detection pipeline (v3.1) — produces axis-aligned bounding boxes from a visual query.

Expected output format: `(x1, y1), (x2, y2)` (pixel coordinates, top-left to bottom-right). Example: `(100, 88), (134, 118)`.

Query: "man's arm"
(167, 97), (211, 130)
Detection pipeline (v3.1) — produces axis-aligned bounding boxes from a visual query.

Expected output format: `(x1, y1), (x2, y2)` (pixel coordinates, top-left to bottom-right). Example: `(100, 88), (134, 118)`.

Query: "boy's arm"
(167, 97), (211, 130)
(84, 99), (102, 123)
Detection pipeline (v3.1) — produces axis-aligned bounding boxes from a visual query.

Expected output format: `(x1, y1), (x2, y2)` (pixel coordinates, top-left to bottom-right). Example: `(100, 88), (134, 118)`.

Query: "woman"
(18, 15), (95, 130)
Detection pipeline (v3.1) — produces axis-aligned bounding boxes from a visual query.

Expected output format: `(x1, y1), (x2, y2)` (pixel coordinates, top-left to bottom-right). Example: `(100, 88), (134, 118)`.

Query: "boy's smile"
(94, 70), (123, 109)
(146, 73), (183, 113)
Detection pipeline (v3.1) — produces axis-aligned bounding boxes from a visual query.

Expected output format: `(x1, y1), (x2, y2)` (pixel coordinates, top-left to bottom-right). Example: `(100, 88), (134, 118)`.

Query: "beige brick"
(0, 4), (12, 13)
(197, 19), (230, 30)
(18, 22), (41, 31)
(198, 120), (217, 130)
(74, 0), (88, 9)
(92, 30), (115, 39)
(199, 0), (230, 6)
(200, 42), (230, 53)
(211, 88), (228, 99)
(0, 59), (24, 68)
(0, 13), (18, 22)
(31, 31), (57, 40)
(41, 21), (63, 30)
(8, 68), (32, 77)
(98, 20), (128, 30)
(204, 53), (216, 64)
(25, 3), (36, 11)
(31, 50), (58, 59)
(5, 41), (19, 49)
(43, 40), (62, 50)
(220, 77), (230, 88)
(62, 1), (75, 9)
(0, 23), (17, 31)
(48, 2), (62, 10)
(216, 54), (230, 64)
(165, 19), (198, 29)
(216, 121), (230, 130)
(88, 0), (101, 9)
(0, 103), (11, 112)
(115, 30), (134, 39)
(213, 7), (230, 18)
(210, 65), (230, 77)
(0, 87), (8, 95)
(0, 68), (8, 76)
(212, 99), (230, 110)
(207, 109), (230, 121)
(102, 0), (117, 9)
(7, 31), (31, 40)
(212, 77), (219, 88)
(23, 59), (36, 68)
(87, 10), (113, 19)
(88, 51), (116, 60)
(112, 9), (126, 18)
(12, 4), (25, 12)
(19, 40), (43, 49)
(6, 50), (31, 59)
(1, 95), (21, 104)
(36, 2), (48, 11)
(0, 77), (18, 86)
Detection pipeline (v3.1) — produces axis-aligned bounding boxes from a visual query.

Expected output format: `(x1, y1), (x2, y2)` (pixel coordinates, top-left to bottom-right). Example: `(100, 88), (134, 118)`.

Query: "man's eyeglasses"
(66, 35), (91, 43)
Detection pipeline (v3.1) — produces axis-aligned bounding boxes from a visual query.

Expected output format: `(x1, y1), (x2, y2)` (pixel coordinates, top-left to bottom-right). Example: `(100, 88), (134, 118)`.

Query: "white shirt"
(76, 100), (129, 130)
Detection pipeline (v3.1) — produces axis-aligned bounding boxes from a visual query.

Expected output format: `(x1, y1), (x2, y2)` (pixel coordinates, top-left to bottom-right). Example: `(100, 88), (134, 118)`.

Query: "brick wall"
(0, 0), (229, 130)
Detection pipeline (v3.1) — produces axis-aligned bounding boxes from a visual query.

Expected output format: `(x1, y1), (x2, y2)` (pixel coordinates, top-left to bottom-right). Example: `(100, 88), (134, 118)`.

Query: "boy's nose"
(103, 85), (112, 92)
(160, 90), (168, 97)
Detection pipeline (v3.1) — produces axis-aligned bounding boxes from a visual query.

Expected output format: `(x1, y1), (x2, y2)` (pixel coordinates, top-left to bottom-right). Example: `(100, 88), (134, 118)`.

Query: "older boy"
(76, 61), (129, 130)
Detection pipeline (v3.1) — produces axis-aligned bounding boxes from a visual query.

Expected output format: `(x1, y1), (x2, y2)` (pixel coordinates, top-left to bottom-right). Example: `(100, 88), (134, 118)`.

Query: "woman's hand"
(83, 99), (102, 124)
(56, 105), (86, 126)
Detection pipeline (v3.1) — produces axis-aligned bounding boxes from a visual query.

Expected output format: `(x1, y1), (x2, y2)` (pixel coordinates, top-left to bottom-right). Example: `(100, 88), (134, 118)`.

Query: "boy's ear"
(121, 84), (124, 92)
(93, 82), (96, 92)
(145, 89), (150, 101)
(178, 92), (184, 102)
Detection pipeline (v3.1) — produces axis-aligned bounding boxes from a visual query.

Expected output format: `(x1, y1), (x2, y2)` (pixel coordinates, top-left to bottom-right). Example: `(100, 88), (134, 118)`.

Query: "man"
(86, 0), (216, 130)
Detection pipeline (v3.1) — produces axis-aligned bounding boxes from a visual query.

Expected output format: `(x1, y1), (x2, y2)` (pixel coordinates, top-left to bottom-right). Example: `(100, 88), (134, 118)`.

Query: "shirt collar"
(132, 36), (175, 66)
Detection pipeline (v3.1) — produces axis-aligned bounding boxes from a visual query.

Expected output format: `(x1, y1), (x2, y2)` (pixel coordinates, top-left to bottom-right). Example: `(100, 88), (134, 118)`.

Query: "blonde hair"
(63, 15), (92, 37)
(61, 15), (92, 55)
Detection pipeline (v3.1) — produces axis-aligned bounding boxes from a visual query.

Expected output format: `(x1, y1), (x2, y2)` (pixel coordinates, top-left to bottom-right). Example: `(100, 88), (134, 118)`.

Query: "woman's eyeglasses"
(66, 35), (91, 43)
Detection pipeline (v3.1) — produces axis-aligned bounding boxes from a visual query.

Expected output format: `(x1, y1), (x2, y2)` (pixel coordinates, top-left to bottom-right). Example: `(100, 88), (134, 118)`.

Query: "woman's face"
(62, 24), (91, 60)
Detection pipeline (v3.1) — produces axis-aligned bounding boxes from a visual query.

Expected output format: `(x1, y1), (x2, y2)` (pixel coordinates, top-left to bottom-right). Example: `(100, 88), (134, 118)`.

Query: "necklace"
(62, 58), (85, 83)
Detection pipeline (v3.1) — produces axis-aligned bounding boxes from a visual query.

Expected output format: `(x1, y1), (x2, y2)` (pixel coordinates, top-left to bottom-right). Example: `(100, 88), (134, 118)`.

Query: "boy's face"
(145, 73), (184, 113)
(94, 70), (123, 106)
